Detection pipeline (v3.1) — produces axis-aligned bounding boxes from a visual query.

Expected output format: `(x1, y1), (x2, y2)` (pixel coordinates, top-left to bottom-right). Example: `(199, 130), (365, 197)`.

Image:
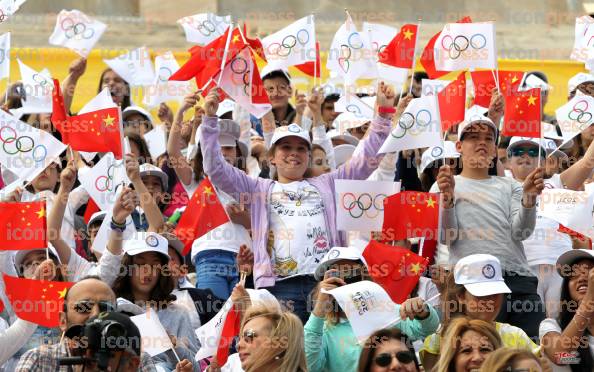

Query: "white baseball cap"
(161, 231), (185, 262)
(123, 232), (169, 263)
(314, 246), (367, 280)
(568, 72), (594, 93)
(327, 129), (360, 146)
(333, 112), (370, 132)
(506, 137), (546, 153)
(454, 254), (511, 296)
(556, 249), (594, 276)
(270, 123), (311, 149)
(123, 106), (154, 126)
(542, 138), (569, 160)
(419, 141), (460, 173)
(13, 245), (61, 271)
(334, 144), (356, 167)
(139, 163), (169, 191)
(219, 119), (249, 159)
(87, 211), (107, 230)
(457, 115), (497, 140)
(216, 99), (236, 117)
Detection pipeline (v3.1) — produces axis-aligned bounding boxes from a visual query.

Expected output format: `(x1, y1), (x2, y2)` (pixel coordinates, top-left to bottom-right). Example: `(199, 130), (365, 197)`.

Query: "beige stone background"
(3, 0), (592, 60)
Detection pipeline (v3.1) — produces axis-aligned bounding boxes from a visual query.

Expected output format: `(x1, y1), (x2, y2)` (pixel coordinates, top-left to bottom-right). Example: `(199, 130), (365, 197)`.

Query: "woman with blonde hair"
(237, 305), (307, 372)
(434, 317), (502, 372)
(479, 348), (544, 372)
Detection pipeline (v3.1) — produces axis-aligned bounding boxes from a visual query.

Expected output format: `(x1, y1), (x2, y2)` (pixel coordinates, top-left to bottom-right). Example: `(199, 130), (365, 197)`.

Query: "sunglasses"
(241, 329), (259, 344)
(510, 147), (542, 158)
(374, 351), (415, 366)
(72, 300), (116, 314)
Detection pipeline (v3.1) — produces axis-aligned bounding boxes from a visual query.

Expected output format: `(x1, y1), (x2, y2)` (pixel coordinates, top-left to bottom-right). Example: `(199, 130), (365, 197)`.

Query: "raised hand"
(437, 165), (456, 208)
(112, 186), (136, 225)
(204, 89), (220, 117)
(400, 297), (429, 320)
(125, 153), (141, 183)
(295, 89), (307, 116)
(522, 167), (545, 208)
(59, 159), (77, 193)
(312, 270), (345, 318)
(68, 57), (87, 80)
(377, 81), (396, 116)
(158, 103), (174, 126)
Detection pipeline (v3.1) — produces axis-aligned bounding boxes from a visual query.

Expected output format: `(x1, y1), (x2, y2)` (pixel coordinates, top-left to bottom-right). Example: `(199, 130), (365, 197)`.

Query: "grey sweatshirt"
(432, 175), (536, 276)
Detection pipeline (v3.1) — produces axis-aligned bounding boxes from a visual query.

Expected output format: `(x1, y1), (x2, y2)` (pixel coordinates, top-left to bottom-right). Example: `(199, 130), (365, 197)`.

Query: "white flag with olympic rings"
(48, 9), (107, 58)
(262, 15), (317, 70)
(555, 94), (594, 147)
(434, 22), (497, 72)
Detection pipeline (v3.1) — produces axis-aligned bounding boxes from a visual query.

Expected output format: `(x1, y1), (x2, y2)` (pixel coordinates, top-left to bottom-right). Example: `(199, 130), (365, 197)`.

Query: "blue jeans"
(267, 275), (318, 325)
(193, 250), (238, 300)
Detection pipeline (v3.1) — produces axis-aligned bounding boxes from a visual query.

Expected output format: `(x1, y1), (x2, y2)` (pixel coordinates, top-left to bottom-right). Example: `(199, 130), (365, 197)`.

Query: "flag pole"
(407, 18), (422, 96)
(217, 22), (235, 86)
(538, 88), (543, 168)
(312, 13), (317, 88)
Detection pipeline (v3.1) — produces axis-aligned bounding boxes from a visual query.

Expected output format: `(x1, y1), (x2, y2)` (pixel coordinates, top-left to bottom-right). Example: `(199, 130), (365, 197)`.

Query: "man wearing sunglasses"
(15, 277), (157, 371)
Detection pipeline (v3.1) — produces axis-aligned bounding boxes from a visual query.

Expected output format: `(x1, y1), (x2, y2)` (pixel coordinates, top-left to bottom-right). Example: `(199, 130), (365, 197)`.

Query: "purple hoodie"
(200, 115), (391, 288)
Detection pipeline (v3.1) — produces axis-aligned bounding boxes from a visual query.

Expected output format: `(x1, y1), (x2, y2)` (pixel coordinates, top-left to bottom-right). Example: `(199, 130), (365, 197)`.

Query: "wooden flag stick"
(217, 21), (235, 86)
(407, 19), (422, 96)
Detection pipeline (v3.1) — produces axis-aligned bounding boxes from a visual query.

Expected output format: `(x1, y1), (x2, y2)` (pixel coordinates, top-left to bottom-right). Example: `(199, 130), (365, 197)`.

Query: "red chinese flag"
(382, 191), (439, 241)
(173, 178), (230, 256)
(83, 198), (101, 224)
(171, 27), (247, 88)
(3, 274), (74, 327)
(199, 79), (228, 102)
(0, 201), (47, 250)
(295, 41), (321, 78)
(378, 24), (418, 69)
(51, 79), (68, 133)
(362, 240), (429, 304)
(216, 303), (241, 365)
(438, 71), (466, 132)
(470, 70), (524, 108)
(502, 88), (541, 138)
(65, 107), (124, 159)
(243, 23), (267, 62)
(420, 16), (472, 78)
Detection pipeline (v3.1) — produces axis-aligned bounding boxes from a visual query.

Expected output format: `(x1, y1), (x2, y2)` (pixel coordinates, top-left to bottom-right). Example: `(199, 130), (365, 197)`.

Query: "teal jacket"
(304, 304), (439, 372)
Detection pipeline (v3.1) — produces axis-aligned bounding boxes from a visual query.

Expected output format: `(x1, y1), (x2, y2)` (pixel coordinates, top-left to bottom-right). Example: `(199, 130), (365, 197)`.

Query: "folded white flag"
(571, 16), (594, 62)
(379, 95), (443, 154)
(421, 78), (449, 97)
(195, 297), (233, 360)
(327, 15), (376, 85)
(262, 15), (316, 70)
(90, 210), (136, 254)
(555, 94), (594, 146)
(131, 308), (175, 357)
(434, 22), (497, 71)
(0, 110), (66, 185)
(143, 51), (192, 108)
(143, 125), (167, 161)
(322, 280), (400, 343)
(103, 47), (155, 87)
(79, 152), (129, 211)
(13, 59), (53, 115)
(177, 13), (231, 45)
(539, 188), (594, 240)
(48, 9), (107, 57)
(360, 22), (397, 80)
(335, 179), (401, 232)
(0, 32), (10, 80)
(0, 0), (27, 22)
(334, 93), (375, 121)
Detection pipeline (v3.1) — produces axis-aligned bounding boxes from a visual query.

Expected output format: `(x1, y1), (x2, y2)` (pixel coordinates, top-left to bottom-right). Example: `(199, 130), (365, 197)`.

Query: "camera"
(60, 311), (141, 371)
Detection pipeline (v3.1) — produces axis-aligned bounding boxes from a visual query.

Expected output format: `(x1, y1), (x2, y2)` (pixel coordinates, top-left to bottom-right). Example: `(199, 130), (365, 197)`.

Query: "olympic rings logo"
(568, 100), (593, 130)
(230, 56), (250, 96)
(266, 29), (310, 58)
(338, 32), (365, 73)
(390, 109), (433, 139)
(431, 146), (444, 158)
(94, 164), (116, 192)
(183, 15), (228, 37)
(32, 73), (51, 87)
(441, 33), (487, 59)
(346, 104), (365, 118)
(145, 235), (159, 247)
(371, 41), (387, 55)
(0, 10), (6, 23)
(157, 66), (173, 83)
(60, 16), (95, 40)
(0, 126), (47, 166)
(341, 192), (387, 219)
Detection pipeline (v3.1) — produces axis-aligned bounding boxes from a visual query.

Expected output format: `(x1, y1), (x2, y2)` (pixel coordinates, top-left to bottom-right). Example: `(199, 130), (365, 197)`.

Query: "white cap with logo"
(314, 246), (367, 280)
(270, 123), (311, 149)
(123, 232), (170, 263)
(454, 254), (511, 296)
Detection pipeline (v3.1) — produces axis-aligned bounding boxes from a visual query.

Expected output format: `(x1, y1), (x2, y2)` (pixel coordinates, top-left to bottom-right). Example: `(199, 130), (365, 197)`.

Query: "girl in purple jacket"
(200, 83), (405, 322)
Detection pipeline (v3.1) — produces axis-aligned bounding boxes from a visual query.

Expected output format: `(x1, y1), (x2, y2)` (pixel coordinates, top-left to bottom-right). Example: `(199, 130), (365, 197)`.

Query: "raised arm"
(201, 89), (259, 196)
(61, 58), (87, 113)
(437, 165), (458, 245)
(48, 159), (77, 264)
(560, 139), (594, 190)
(308, 88), (336, 169)
(510, 168), (543, 240)
(106, 186), (136, 256)
(167, 92), (200, 186)
(333, 83), (406, 180)
(125, 153), (164, 233)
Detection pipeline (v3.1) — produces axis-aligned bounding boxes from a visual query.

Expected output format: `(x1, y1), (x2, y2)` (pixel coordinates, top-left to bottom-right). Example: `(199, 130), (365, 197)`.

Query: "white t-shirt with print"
(269, 180), (330, 279)
(539, 317), (594, 372)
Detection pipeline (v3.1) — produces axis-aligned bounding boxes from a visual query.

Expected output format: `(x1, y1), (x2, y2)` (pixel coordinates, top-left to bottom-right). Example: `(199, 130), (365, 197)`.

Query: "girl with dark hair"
(540, 249), (594, 371)
(97, 68), (132, 110)
(357, 328), (419, 372)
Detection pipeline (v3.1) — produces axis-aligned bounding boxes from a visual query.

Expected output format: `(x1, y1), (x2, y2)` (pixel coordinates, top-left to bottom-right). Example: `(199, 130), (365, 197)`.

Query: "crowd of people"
(0, 17), (593, 372)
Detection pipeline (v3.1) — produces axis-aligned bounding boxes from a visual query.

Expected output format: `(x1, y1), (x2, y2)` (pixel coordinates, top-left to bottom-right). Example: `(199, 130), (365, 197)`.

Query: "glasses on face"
(374, 351), (415, 366)
(510, 147), (541, 158)
(72, 300), (116, 314)
(241, 329), (258, 344)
